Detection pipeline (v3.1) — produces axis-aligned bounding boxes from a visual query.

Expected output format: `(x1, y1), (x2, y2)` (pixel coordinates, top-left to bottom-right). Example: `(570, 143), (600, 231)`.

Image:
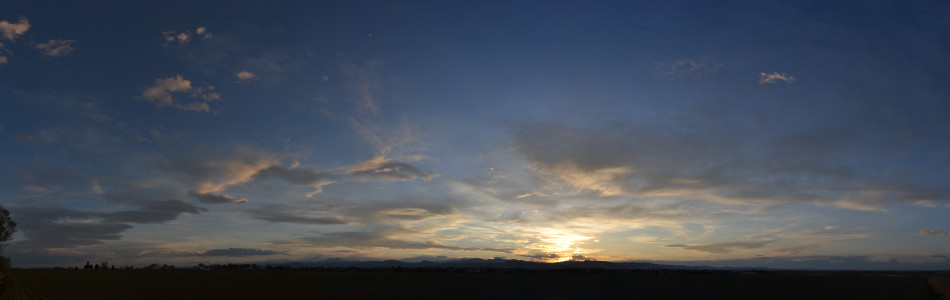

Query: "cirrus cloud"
(35, 39), (76, 57)
(654, 59), (724, 78)
(920, 230), (949, 237)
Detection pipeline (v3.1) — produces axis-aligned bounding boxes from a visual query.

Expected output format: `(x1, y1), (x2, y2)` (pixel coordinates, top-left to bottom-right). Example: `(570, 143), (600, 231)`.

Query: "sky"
(1, 1), (950, 270)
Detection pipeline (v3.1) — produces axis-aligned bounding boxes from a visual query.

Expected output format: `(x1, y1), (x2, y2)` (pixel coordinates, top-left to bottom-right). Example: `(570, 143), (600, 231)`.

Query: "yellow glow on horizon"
(529, 228), (593, 262)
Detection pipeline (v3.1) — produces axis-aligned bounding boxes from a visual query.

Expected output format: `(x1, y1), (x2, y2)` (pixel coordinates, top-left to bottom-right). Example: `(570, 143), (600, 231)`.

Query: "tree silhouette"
(0, 205), (16, 254)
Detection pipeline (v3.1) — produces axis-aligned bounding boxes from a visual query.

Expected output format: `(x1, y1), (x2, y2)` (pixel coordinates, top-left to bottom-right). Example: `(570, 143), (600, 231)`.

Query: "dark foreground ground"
(1, 269), (944, 299)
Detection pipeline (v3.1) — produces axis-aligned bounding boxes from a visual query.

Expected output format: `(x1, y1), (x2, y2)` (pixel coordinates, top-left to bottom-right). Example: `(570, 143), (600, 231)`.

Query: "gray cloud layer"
(665, 240), (773, 254)
(192, 192), (249, 204)
(277, 230), (513, 253)
(198, 248), (286, 257)
(10, 198), (205, 252)
(248, 208), (346, 225)
(511, 122), (950, 210)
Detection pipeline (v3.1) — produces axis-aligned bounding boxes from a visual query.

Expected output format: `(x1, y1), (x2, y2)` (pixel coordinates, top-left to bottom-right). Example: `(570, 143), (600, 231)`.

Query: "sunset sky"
(2, 1), (950, 269)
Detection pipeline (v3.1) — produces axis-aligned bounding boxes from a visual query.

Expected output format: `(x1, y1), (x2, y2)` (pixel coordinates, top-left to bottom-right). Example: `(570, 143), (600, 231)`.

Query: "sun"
(531, 229), (593, 262)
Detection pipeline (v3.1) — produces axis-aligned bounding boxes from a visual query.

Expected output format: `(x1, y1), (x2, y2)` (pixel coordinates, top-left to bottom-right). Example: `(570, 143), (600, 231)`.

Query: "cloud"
(140, 75), (220, 112)
(97, 209), (191, 224)
(198, 248), (286, 257)
(165, 149), (279, 194)
(164, 31), (187, 45)
(773, 240), (832, 255)
(35, 39), (76, 57)
(654, 59), (723, 77)
(278, 230), (513, 253)
(195, 27), (213, 39)
(347, 116), (429, 158)
(235, 50), (306, 83)
(0, 17), (30, 65)
(0, 17), (30, 41)
(12, 133), (35, 142)
(9, 198), (204, 252)
(347, 156), (437, 182)
(510, 122), (950, 209)
(665, 240), (773, 254)
(253, 165), (335, 197)
(920, 230), (946, 237)
(162, 27), (211, 46)
(165, 148), (337, 198)
(248, 208), (346, 225)
(16, 220), (132, 250)
(340, 61), (381, 115)
(521, 252), (561, 260)
(248, 199), (460, 229)
(235, 70), (255, 83)
(758, 72), (796, 84)
(192, 192), (249, 204)
(344, 117), (435, 183)
(141, 75), (192, 107)
(101, 197), (207, 222)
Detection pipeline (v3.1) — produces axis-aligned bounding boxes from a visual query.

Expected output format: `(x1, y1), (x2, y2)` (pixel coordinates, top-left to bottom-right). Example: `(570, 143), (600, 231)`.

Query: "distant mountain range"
(257, 258), (771, 271)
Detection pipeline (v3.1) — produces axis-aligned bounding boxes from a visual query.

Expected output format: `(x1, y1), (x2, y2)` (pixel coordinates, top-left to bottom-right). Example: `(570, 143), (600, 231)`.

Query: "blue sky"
(2, 1), (950, 269)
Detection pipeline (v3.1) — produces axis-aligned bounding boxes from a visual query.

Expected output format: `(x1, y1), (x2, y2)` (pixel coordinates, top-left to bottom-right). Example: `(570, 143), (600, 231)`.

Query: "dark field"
(1, 269), (943, 299)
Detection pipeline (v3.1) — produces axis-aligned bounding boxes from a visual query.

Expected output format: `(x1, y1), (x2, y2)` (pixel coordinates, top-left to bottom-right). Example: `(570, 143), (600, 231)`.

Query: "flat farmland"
(0, 269), (941, 299)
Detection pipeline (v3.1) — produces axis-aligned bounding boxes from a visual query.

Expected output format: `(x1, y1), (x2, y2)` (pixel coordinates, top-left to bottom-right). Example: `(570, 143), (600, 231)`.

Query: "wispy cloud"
(773, 240), (833, 255)
(920, 230), (947, 237)
(341, 61), (381, 115)
(665, 240), (773, 254)
(834, 199), (887, 212)
(140, 75), (220, 112)
(758, 71), (796, 84)
(654, 59), (724, 77)
(35, 39), (76, 57)
(252, 165), (335, 197)
(12, 133), (35, 143)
